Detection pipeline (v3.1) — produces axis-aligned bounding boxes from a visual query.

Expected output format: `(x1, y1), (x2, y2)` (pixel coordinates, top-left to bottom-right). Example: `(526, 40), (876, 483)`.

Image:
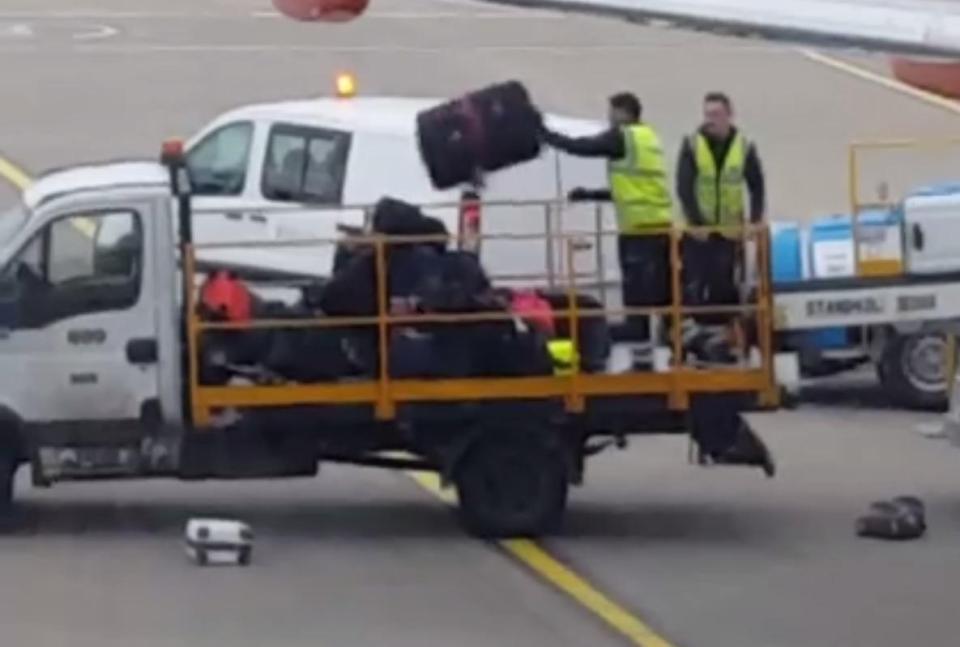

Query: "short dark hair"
(704, 91), (732, 111)
(609, 92), (641, 120)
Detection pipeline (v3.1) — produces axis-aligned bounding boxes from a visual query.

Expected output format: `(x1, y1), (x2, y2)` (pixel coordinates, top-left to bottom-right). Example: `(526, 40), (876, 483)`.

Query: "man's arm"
(541, 127), (624, 159)
(675, 138), (704, 225)
(744, 143), (766, 223)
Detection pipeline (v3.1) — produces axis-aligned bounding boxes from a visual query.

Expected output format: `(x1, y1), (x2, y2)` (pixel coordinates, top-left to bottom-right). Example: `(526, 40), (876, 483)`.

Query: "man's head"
(608, 92), (641, 127)
(703, 91), (733, 138)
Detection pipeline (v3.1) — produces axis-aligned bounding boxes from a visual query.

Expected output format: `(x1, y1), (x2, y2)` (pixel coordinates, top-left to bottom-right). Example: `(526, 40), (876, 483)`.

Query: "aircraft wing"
(482, 0), (960, 57)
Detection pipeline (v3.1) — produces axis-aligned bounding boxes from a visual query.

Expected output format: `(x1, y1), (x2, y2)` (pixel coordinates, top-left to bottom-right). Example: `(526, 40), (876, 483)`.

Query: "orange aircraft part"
(890, 57), (960, 100)
(273, 0), (370, 22)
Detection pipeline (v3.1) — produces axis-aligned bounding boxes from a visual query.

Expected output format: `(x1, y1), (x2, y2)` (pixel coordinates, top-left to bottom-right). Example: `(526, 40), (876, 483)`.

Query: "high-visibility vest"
(607, 124), (673, 233)
(691, 131), (748, 230)
(548, 339), (578, 376)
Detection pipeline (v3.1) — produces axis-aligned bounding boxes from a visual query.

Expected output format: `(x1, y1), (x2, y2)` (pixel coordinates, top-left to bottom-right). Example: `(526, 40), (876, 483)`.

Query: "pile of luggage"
(196, 196), (610, 386)
(195, 81), (613, 386)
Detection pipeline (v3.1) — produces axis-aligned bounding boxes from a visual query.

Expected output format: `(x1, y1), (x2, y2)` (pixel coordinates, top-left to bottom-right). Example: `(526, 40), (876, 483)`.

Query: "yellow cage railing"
(183, 200), (779, 426)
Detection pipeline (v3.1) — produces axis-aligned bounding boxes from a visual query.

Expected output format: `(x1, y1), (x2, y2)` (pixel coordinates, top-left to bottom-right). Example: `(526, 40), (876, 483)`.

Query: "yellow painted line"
(0, 156), (96, 236)
(406, 469), (677, 647)
(0, 154), (32, 191)
(801, 49), (960, 115)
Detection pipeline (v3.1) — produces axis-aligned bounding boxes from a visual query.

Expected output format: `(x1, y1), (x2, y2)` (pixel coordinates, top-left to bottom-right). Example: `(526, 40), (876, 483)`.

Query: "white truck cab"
(181, 91), (621, 290)
(0, 163), (181, 424)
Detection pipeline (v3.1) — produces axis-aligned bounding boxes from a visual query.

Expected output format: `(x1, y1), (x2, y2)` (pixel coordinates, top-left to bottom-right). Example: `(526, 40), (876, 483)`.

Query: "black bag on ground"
(416, 80), (543, 189)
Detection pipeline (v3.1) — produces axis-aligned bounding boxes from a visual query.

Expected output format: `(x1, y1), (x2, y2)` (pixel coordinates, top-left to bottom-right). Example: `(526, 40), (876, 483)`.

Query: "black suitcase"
(416, 81), (543, 189)
(469, 81), (542, 172)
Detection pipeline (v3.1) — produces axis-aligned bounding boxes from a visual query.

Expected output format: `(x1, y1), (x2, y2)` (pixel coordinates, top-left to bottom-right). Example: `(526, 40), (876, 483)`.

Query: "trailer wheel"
(0, 453), (14, 518)
(0, 423), (20, 530)
(880, 332), (951, 411)
(454, 429), (568, 539)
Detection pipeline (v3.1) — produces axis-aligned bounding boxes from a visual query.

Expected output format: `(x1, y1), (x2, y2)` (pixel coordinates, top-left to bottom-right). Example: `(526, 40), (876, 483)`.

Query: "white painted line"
(250, 9), (565, 19)
(0, 8), (560, 20)
(13, 41), (789, 55)
(0, 23), (33, 39)
(73, 24), (119, 41)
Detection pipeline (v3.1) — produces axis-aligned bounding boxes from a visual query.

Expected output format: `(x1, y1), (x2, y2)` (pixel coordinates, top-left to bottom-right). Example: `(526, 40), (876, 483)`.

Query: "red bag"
(200, 271), (253, 322)
(510, 290), (555, 336)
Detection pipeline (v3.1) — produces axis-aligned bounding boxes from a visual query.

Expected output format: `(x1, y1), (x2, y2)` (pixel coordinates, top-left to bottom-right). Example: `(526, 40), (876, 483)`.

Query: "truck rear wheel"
(0, 453), (16, 529)
(454, 428), (568, 539)
(880, 332), (951, 411)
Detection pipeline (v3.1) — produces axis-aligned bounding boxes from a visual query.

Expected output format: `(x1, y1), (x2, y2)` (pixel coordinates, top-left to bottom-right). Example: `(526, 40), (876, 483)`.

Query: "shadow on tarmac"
(0, 498), (464, 540)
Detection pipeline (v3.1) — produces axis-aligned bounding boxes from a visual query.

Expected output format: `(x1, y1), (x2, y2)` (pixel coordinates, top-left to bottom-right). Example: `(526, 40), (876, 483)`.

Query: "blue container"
(770, 221), (803, 285)
(805, 214), (858, 349)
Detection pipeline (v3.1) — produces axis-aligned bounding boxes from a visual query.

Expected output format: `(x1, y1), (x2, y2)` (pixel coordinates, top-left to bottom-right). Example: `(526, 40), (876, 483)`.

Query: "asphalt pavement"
(0, 1), (959, 646)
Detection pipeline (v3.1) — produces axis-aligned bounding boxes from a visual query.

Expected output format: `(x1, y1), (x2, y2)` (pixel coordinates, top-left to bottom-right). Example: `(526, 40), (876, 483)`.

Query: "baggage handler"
(539, 92), (674, 365)
(675, 91), (765, 325)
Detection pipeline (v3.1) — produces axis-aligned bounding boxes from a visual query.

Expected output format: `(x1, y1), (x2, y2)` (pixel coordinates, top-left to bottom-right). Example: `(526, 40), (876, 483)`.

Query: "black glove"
(568, 188), (591, 202)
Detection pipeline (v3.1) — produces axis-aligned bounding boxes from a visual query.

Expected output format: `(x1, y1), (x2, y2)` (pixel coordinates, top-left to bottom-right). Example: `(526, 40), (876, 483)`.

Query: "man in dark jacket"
(676, 92), (765, 322)
(539, 92), (673, 356)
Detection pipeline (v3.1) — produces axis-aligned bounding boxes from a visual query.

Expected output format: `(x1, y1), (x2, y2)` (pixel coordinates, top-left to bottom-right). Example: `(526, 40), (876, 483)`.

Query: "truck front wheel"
(880, 332), (951, 411)
(454, 429), (568, 539)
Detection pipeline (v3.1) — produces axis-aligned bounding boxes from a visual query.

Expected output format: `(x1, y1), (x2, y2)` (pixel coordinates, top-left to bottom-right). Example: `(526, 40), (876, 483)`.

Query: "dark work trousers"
(618, 233), (670, 342)
(683, 235), (740, 325)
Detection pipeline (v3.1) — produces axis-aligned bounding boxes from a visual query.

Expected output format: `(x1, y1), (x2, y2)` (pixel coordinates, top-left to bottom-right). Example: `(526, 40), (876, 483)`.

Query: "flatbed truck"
(0, 142), (783, 537)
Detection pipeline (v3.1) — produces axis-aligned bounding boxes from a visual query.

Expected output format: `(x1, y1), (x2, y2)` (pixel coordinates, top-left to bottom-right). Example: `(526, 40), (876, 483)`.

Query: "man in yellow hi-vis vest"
(540, 92), (673, 352)
(676, 92), (765, 322)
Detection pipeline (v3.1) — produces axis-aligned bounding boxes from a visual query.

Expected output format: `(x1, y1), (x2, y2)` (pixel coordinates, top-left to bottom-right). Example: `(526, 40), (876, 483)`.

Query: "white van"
(182, 93), (622, 297)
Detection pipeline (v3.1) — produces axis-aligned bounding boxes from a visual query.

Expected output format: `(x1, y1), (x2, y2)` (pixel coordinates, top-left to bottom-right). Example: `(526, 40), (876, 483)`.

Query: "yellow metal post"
(565, 238), (585, 413)
(374, 237), (394, 420)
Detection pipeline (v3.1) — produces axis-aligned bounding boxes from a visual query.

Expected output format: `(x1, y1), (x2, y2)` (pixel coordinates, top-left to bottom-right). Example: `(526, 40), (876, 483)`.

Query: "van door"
(257, 123), (364, 274)
(0, 205), (159, 439)
(186, 120), (271, 245)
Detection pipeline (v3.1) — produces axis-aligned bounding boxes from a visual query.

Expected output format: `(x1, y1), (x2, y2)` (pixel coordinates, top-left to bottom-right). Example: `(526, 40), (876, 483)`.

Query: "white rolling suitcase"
(185, 518), (253, 566)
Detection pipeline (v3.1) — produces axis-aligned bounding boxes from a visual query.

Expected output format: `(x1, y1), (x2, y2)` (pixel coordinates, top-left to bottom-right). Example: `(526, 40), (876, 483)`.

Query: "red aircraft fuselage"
(890, 58), (960, 100)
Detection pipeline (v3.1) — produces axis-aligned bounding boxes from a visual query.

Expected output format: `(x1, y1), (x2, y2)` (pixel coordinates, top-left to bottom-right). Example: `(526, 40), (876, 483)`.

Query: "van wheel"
(454, 428), (568, 539)
(880, 332), (951, 411)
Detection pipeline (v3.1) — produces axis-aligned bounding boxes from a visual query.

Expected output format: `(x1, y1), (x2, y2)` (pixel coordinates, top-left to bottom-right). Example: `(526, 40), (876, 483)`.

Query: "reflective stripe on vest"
(691, 132), (747, 228)
(607, 124), (673, 232)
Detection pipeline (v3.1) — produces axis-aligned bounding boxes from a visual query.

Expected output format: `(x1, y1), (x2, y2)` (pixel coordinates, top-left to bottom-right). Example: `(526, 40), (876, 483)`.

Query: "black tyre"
(454, 429), (568, 539)
(0, 448), (17, 531)
(880, 332), (952, 411)
(238, 547), (252, 566)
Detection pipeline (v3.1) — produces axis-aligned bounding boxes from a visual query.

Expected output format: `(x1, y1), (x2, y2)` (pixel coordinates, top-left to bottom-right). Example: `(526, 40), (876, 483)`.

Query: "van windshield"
(0, 203), (29, 247)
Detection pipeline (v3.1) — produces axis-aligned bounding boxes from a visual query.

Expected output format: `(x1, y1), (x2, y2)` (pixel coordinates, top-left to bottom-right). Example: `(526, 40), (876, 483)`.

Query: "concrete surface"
(0, 1), (959, 646)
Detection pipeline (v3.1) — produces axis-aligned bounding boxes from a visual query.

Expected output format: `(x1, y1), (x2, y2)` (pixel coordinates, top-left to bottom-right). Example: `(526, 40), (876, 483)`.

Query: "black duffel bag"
(416, 80), (543, 190)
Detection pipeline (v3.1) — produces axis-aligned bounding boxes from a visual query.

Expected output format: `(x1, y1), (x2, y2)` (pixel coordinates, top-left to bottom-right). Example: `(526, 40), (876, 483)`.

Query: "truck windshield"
(0, 204), (29, 247)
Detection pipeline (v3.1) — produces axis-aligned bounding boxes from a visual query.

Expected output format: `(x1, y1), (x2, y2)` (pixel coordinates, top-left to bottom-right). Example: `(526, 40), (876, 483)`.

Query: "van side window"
(4, 211), (143, 329)
(261, 124), (351, 204)
(187, 121), (254, 196)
